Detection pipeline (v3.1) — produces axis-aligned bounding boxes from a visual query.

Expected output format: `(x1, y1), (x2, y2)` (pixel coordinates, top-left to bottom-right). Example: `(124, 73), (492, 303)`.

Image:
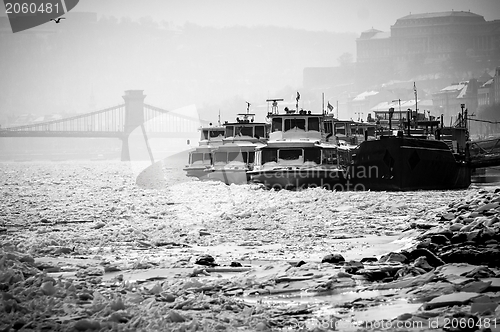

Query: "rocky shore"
(1, 161), (499, 331)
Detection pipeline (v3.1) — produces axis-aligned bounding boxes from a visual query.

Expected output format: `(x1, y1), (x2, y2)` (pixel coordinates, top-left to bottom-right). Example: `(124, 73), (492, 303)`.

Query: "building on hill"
(355, 11), (500, 89)
(495, 67), (500, 104)
(355, 29), (393, 91)
(478, 78), (494, 109)
(431, 80), (479, 123)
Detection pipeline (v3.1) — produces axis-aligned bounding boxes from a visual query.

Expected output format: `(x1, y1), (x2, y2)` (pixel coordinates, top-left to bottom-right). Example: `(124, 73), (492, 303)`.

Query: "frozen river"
(0, 160), (486, 263)
(1, 160), (499, 331)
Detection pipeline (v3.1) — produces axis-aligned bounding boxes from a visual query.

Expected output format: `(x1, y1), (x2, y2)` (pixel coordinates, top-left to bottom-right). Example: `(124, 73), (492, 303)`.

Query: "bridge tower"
(121, 90), (146, 161)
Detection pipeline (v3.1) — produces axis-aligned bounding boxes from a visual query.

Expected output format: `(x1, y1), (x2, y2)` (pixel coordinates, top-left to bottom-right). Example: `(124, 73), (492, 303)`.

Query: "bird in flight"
(50, 18), (66, 23)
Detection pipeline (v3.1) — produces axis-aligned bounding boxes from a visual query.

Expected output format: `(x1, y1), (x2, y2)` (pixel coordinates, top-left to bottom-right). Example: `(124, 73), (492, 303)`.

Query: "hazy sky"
(1, 0), (500, 123)
(72, 0), (500, 34)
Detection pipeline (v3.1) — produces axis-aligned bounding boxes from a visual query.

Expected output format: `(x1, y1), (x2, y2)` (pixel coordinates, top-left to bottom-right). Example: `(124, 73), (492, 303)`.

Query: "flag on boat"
(327, 102), (334, 112)
(296, 92), (300, 101)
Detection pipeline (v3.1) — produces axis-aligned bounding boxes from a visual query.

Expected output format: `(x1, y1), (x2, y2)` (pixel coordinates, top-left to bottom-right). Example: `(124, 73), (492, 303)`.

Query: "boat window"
(254, 151), (260, 165)
(279, 149), (303, 161)
(248, 151), (255, 164)
(202, 130), (209, 140)
(262, 149), (278, 163)
(228, 151), (247, 163)
(226, 126), (234, 137)
(255, 125), (265, 138)
(324, 121), (333, 135)
(214, 152), (227, 164)
(335, 124), (346, 135)
(308, 117), (320, 131)
(244, 152), (249, 163)
(322, 149), (337, 165)
(285, 118), (306, 131)
(304, 148), (321, 164)
(191, 153), (204, 163)
(237, 126), (253, 136)
(272, 118), (282, 132)
(210, 130), (222, 138)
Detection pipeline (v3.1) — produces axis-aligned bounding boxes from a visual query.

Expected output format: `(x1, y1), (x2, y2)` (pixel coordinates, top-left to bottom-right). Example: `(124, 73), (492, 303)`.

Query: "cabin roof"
(191, 146), (214, 153)
(201, 126), (224, 130)
(259, 139), (321, 149)
(268, 113), (323, 117)
(214, 146), (260, 153)
(216, 141), (263, 148)
(223, 122), (267, 125)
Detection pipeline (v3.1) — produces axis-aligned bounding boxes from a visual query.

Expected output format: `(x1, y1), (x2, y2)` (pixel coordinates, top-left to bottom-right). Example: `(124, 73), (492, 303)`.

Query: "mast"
(392, 98), (402, 129)
(322, 93), (325, 115)
(414, 82), (418, 129)
(266, 98), (283, 115)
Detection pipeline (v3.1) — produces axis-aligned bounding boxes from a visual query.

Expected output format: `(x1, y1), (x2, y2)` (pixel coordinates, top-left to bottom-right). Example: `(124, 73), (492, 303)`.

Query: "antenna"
(322, 93), (325, 115)
(414, 82), (418, 129)
(266, 98), (284, 115)
(218, 109), (221, 126)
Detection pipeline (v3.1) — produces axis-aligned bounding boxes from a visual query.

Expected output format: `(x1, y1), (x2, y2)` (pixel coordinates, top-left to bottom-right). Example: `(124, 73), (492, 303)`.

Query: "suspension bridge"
(0, 90), (207, 161)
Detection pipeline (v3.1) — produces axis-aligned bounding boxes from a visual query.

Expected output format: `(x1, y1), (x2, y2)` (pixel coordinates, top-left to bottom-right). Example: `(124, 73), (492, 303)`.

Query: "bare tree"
(337, 52), (353, 67)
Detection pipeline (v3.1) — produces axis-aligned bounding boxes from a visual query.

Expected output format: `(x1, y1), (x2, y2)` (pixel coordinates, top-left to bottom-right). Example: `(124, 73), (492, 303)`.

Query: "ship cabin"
(267, 108), (324, 141)
(253, 141), (338, 169)
(222, 113), (268, 143)
(199, 125), (225, 146)
(323, 115), (377, 145)
(212, 142), (259, 168)
(373, 107), (439, 138)
(207, 141), (263, 184)
(187, 147), (212, 167)
(184, 124), (224, 178)
(184, 145), (213, 178)
(372, 105), (471, 156)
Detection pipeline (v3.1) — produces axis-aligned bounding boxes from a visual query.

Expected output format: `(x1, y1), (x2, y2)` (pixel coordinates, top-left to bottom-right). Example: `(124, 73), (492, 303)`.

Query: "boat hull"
(351, 137), (471, 191)
(248, 168), (349, 190)
(206, 168), (250, 184)
(183, 167), (212, 180)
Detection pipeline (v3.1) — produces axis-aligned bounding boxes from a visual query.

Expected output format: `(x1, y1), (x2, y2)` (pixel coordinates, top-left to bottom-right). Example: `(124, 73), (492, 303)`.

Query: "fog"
(0, 12), (357, 124)
(0, 0), (499, 156)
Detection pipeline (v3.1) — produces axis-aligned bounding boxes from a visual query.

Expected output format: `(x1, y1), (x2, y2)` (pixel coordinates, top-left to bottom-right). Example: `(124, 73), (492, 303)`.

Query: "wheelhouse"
(188, 151), (212, 166)
(223, 113), (269, 141)
(199, 126), (225, 146)
(213, 150), (255, 166)
(270, 114), (322, 133)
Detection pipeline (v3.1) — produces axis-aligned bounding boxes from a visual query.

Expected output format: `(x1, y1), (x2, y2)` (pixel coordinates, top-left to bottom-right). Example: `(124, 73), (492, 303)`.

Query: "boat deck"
(468, 136), (500, 168)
